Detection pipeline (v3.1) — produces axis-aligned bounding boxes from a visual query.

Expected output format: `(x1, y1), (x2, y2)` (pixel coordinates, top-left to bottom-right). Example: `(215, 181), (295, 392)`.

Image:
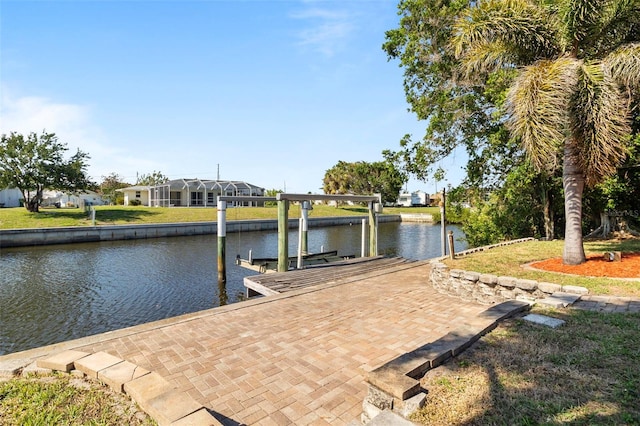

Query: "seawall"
(0, 215), (403, 248)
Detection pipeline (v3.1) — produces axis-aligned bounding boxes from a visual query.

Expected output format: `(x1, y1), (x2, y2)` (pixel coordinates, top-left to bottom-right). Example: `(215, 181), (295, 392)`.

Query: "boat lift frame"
(216, 193), (381, 283)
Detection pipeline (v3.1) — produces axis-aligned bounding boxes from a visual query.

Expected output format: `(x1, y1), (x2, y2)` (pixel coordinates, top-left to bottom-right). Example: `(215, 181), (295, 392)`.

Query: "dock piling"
(277, 199), (289, 272)
(361, 218), (367, 257)
(368, 201), (378, 256)
(297, 218), (304, 269)
(301, 201), (310, 255)
(217, 199), (227, 285)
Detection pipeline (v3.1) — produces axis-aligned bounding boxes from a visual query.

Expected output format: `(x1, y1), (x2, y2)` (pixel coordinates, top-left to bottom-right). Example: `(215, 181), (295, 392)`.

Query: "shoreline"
(0, 214), (437, 248)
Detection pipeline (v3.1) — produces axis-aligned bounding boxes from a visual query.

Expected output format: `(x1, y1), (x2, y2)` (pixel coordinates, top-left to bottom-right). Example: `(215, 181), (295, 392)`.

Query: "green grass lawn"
(412, 306), (640, 425)
(446, 239), (640, 297)
(0, 373), (155, 425)
(0, 205), (438, 229)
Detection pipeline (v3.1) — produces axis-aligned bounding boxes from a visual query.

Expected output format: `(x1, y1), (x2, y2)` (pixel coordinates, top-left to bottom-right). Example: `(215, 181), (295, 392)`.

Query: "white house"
(396, 190), (430, 207)
(41, 190), (106, 207)
(0, 188), (104, 208)
(117, 185), (152, 206)
(0, 188), (23, 208)
(118, 179), (265, 207)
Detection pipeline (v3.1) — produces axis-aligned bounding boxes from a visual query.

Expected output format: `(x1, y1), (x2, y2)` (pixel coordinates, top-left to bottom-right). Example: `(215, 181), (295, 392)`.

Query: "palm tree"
(451, 0), (639, 264)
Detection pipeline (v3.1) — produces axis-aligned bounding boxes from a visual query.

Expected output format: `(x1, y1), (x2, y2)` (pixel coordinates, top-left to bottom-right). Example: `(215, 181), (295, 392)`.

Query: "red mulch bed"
(530, 252), (640, 278)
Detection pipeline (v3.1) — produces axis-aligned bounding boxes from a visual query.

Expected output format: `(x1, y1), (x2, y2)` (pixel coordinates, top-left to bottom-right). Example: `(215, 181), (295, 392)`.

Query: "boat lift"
(216, 193), (382, 284)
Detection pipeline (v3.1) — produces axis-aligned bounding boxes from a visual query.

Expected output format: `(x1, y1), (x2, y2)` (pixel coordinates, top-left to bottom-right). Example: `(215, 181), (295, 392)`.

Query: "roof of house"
(157, 179), (264, 191)
(118, 179), (264, 192)
(117, 185), (151, 192)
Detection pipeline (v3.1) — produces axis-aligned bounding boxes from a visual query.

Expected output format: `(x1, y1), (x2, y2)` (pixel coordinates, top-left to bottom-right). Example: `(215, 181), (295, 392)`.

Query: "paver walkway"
(572, 294), (640, 312)
(41, 261), (486, 425)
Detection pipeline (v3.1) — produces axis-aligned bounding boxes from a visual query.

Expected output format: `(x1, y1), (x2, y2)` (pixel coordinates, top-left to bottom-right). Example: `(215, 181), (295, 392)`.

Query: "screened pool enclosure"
(148, 179), (265, 207)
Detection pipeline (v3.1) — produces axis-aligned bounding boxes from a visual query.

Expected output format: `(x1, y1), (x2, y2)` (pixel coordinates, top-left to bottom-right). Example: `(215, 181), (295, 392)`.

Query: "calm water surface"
(0, 222), (466, 355)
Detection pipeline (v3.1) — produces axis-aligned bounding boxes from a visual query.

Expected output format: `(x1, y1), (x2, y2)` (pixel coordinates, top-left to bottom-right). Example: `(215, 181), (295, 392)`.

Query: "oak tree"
(0, 131), (93, 212)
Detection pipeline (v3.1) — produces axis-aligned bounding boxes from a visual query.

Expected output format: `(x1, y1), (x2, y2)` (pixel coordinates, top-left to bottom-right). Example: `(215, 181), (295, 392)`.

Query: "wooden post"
(448, 230), (455, 260)
(218, 279), (228, 306)
(297, 218), (304, 269)
(217, 198), (227, 285)
(361, 218), (367, 257)
(301, 201), (310, 255)
(368, 201), (377, 256)
(440, 188), (447, 256)
(278, 199), (289, 272)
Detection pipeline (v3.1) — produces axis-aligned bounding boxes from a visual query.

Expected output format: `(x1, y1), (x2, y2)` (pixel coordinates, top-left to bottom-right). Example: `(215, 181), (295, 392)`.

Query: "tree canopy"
(136, 170), (168, 186)
(385, 0), (640, 264)
(98, 173), (131, 205)
(322, 160), (407, 205)
(0, 131), (94, 212)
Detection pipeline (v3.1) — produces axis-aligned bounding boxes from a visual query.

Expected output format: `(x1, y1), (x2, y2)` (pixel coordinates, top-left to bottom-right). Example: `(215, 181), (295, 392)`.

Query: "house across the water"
(0, 188), (23, 208)
(41, 189), (106, 207)
(0, 188), (105, 208)
(396, 190), (430, 207)
(118, 179), (266, 207)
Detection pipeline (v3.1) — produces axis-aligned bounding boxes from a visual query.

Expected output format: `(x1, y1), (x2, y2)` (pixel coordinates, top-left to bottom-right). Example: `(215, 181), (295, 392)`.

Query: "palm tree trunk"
(562, 141), (587, 265)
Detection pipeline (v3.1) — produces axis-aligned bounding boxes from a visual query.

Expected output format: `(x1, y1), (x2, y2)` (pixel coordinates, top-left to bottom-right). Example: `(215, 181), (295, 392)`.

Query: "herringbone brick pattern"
(76, 263), (486, 425)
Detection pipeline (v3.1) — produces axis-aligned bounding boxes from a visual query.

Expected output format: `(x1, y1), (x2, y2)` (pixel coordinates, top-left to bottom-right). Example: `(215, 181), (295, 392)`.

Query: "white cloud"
(0, 88), (162, 182)
(0, 92), (89, 136)
(290, 7), (355, 57)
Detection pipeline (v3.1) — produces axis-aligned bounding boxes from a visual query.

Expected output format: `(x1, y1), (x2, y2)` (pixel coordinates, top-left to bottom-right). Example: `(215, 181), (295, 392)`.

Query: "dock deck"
(244, 256), (421, 296)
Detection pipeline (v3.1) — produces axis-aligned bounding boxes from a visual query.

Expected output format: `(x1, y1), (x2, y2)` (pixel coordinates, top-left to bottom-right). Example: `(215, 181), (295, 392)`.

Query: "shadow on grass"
(41, 207), (161, 223)
(36, 208), (87, 220)
(338, 206), (369, 214)
(413, 308), (640, 425)
(94, 208), (162, 223)
(586, 238), (640, 253)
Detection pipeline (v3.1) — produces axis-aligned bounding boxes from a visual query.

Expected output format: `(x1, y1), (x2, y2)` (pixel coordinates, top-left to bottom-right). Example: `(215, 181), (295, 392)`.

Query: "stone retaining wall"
(430, 238), (588, 305)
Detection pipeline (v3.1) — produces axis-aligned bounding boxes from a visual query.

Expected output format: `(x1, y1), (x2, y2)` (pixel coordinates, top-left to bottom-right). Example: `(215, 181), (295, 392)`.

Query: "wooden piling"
(301, 201), (310, 255)
(217, 199), (227, 284)
(278, 199), (289, 272)
(368, 201), (377, 257)
(448, 230), (455, 260)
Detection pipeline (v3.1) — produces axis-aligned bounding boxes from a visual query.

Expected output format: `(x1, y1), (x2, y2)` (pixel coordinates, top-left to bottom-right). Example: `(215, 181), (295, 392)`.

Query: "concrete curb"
(32, 350), (222, 426)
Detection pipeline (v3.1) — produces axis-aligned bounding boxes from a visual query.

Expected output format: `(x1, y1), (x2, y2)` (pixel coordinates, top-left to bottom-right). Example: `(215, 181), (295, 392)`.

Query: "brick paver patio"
(10, 262), (489, 425)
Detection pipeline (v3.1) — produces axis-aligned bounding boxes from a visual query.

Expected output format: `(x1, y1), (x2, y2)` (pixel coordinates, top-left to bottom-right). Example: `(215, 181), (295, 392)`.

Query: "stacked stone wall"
(430, 238), (588, 305)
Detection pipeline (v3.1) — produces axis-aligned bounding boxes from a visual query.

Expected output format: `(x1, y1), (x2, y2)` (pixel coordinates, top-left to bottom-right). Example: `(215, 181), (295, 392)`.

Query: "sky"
(0, 0), (466, 195)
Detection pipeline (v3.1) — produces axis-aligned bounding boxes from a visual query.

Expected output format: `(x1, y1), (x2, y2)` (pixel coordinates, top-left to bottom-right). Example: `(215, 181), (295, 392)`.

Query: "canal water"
(0, 222), (466, 355)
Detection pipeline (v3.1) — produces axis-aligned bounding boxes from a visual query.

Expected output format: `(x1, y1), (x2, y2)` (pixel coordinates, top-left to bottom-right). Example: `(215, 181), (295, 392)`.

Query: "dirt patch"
(530, 252), (640, 278)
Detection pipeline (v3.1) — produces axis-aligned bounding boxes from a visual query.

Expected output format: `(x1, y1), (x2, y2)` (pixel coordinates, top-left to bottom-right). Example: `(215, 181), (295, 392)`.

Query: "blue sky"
(1, 0), (465, 194)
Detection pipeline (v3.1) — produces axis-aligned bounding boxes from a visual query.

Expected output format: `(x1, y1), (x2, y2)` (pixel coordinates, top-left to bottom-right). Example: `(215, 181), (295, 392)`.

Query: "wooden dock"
(243, 256), (424, 296)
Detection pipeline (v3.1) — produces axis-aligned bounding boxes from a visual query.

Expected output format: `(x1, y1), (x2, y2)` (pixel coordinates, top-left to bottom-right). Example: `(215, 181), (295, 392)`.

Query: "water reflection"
(0, 222), (465, 355)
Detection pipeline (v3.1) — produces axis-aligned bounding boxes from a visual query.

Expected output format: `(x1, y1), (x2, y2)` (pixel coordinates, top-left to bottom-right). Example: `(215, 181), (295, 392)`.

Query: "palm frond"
(506, 56), (581, 172)
(570, 62), (631, 185)
(561, 0), (610, 47)
(603, 42), (640, 89)
(452, 0), (563, 65)
(577, 0), (640, 57)
(455, 40), (520, 79)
